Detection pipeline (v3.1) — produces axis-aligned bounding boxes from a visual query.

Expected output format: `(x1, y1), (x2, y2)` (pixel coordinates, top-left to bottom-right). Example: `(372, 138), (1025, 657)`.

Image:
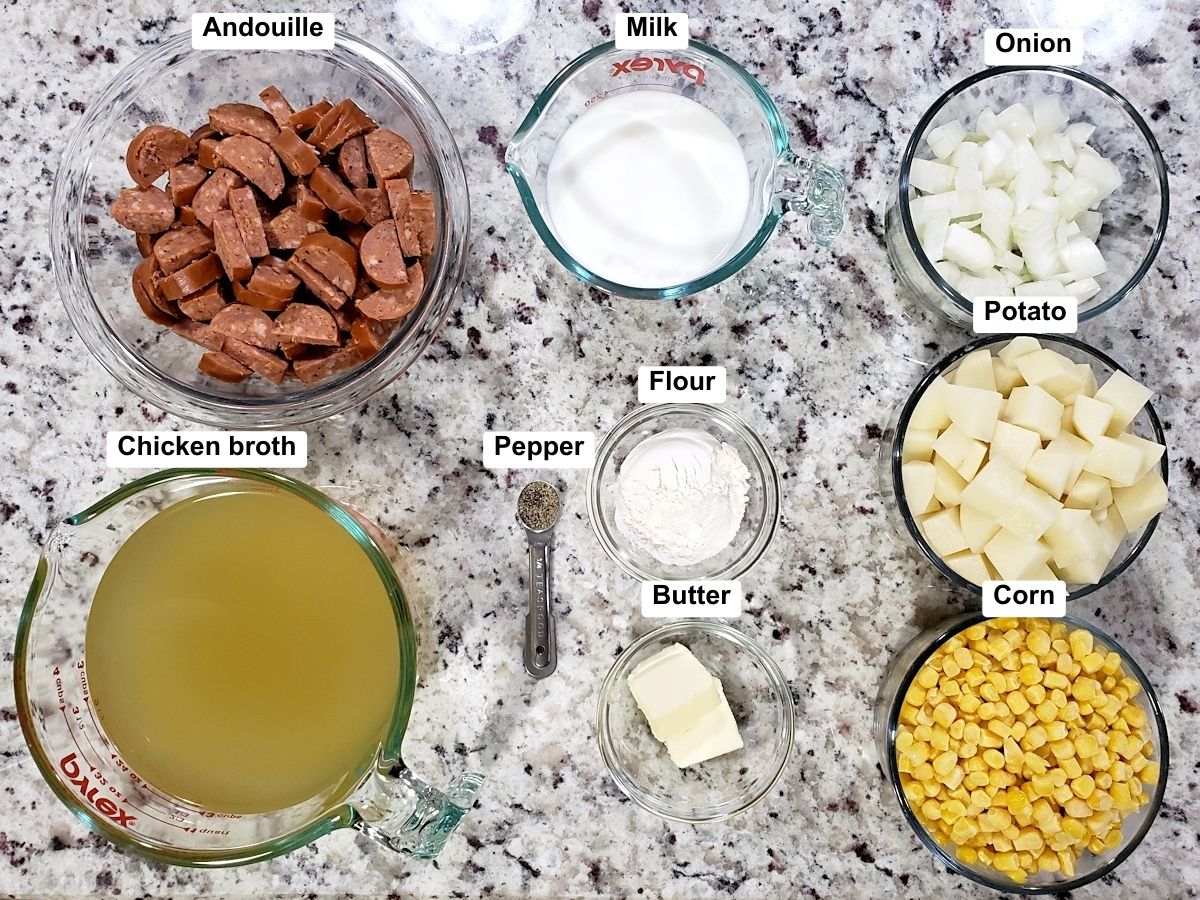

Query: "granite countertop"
(2, 0), (1197, 897)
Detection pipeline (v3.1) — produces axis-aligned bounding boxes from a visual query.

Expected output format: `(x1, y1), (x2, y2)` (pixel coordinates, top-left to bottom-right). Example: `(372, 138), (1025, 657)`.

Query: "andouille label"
(973, 296), (1078, 334)
(981, 580), (1066, 618)
(614, 13), (689, 50)
(641, 581), (742, 617)
(638, 366), (727, 403)
(483, 431), (596, 469)
(983, 28), (1082, 65)
(106, 431), (307, 468)
(191, 13), (335, 49)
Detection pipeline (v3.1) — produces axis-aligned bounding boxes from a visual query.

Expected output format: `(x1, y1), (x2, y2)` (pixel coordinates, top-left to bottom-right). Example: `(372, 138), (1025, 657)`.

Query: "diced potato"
(1043, 508), (1104, 568)
(945, 551), (991, 585)
(1015, 349), (1084, 402)
(992, 359), (1024, 396)
(1026, 449), (1076, 499)
(944, 383), (1004, 442)
(1116, 432), (1165, 482)
(997, 482), (1063, 542)
(998, 336), (1042, 368)
(1095, 502), (1127, 558)
(1057, 553), (1107, 586)
(920, 507), (970, 557)
(1083, 436), (1143, 488)
(1046, 432), (1090, 487)
(911, 376), (952, 431)
(1072, 395), (1114, 443)
(1075, 363), (1097, 398)
(934, 424), (988, 481)
(961, 458), (1027, 514)
(961, 504), (1001, 554)
(1093, 371), (1152, 436)
(902, 428), (939, 464)
(990, 421), (1043, 470)
(984, 529), (1052, 580)
(903, 461), (939, 516)
(1111, 471), (1168, 532)
(1064, 472), (1113, 511)
(1004, 385), (1064, 441)
(933, 455), (969, 507)
(953, 349), (998, 391)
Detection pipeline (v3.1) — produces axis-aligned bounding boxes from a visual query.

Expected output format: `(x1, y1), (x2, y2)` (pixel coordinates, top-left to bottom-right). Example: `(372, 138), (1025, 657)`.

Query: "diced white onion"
(910, 158), (956, 193)
(927, 120), (966, 160)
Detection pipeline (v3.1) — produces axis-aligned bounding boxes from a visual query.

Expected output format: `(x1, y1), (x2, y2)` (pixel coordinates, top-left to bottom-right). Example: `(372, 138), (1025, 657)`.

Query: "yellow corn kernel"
(959, 742), (979, 760)
(941, 678), (962, 699)
(931, 728), (950, 752)
(965, 771), (990, 789)
(1050, 689), (1068, 709)
(1094, 771), (1112, 790)
(980, 682), (1000, 703)
(1061, 816), (1087, 840)
(951, 817), (980, 844)
(1043, 671), (1069, 691)
(921, 798), (942, 821)
(1035, 700), (1058, 723)
(1058, 849), (1077, 877)
(1080, 650), (1105, 674)
(1038, 850), (1061, 872)
(917, 666), (939, 689)
(979, 730), (1003, 749)
(959, 693), (982, 715)
(1121, 676), (1142, 698)
(942, 659), (961, 679)
(952, 646), (973, 671)
(993, 850), (1020, 872)
(1014, 829), (1043, 853)
(965, 623), (988, 641)
(963, 722), (981, 744)
(941, 798), (966, 823)
(1045, 720), (1068, 742)
(1140, 761), (1160, 787)
(1007, 692), (1030, 715)
(988, 719), (1012, 740)
(1104, 827), (1123, 849)
(1068, 628), (1093, 659)
(1056, 652), (1076, 675)
(1121, 703), (1147, 729)
(1029, 772), (1055, 797)
(1070, 774), (1095, 799)
(1074, 733), (1099, 759)
(971, 788), (992, 809)
(933, 702), (957, 728)
(1071, 678), (1096, 703)
(956, 846), (979, 865)
(1010, 721), (1028, 742)
(1006, 787), (1031, 815)
(983, 748), (1005, 769)
(1024, 725), (1048, 750)
(908, 742), (931, 765)
(1023, 752), (1049, 777)
(1052, 784), (1074, 805)
(1025, 683), (1047, 705)
(913, 762), (935, 782)
(1061, 756), (1083, 780)
(1088, 790), (1114, 812)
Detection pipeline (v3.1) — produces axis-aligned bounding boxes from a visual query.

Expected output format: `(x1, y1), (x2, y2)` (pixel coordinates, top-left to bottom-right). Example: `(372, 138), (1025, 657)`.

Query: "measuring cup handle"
(773, 149), (846, 247)
(349, 764), (484, 859)
(524, 541), (557, 678)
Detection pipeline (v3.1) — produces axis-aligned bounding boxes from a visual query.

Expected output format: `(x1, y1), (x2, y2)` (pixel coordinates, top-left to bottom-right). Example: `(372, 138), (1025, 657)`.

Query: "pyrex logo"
(610, 56), (706, 85)
(59, 752), (137, 827)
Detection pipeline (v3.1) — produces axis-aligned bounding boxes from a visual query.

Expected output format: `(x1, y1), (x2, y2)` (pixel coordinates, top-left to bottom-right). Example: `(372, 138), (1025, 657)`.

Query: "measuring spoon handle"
(524, 541), (557, 678)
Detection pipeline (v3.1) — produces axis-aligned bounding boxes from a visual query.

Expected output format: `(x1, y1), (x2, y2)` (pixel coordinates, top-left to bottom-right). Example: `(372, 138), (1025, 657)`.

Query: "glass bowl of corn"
(875, 613), (1168, 893)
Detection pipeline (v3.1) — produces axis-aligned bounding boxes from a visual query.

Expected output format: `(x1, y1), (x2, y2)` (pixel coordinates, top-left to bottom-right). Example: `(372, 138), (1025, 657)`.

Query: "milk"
(545, 90), (751, 289)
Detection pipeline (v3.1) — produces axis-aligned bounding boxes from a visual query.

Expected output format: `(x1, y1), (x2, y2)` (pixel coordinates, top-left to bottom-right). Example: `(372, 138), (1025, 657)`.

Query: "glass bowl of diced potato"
(885, 67), (1169, 326)
(875, 613), (1168, 892)
(888, 334), (1168, 601)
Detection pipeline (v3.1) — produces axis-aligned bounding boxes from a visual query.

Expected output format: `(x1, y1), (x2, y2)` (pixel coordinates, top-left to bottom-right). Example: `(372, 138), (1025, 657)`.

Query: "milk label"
(615, 13), (689, 50)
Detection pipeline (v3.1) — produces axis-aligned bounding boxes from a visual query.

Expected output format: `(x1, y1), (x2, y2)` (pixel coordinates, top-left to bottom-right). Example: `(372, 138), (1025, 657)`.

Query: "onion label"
(982, 580), (1066, 618)
(973, 296), (1078, 334)
(641, 581), (742, 617)
(984, 29), (1082, 66)
(106, 431), (308, 467)
(484, 431), (596, 469)
(638, 366), (727, 403)
(614, 13), (689, 50)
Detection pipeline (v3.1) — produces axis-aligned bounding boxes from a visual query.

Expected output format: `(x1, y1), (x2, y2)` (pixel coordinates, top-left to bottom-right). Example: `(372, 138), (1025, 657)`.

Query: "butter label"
(191, 13), (335, 50)
(483, 431), (595, 469)
(984, 28), (1082, 65)
(982, 580), (1066, 618)
(973, 296), (1078, 334)
(614, 13), (689, 50)
(641, 580), (742, 617)
(638, 366), (726, 403)
(106, 431), (307, 468)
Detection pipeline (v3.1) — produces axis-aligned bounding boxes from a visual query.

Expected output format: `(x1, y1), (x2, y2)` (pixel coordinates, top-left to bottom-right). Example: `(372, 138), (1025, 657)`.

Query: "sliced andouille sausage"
(153, 225), (214, 275)
(383, 178), (420, 257)
(410, 191), (437, 255)
(111, 186), (176, 233)
(337, 135), (369, 189)
(197, 138), (220, 170)
(247, 259), (300, 300)
(192, 168), (244, 228)
(168, 163), (208, 207)
(343, 222), (368, 250)
(126, 125), (196, 188)
(287, 256), (349, 309)
(273, 302), (340, 346)
(132, 257), (176, 325)
(307, 99), (376, 153)
(349, 315), (394, 358)
(198, 350), (252, 383)
(354, 187), (390, 226)
(365, 129), (415, 183)
(279, 340), (317, 360)
(214, 135), (285, 199)
(359, 221), (409, 288)
(228, 186), (269, 258)
(212, 210), (253, 282)
(191, 122), (219, 144)
(209, 303), (277, 350)
(222, 337), (287, 384)
(291, 347), (360, 384)
(292, 182), (327, 222)
(136, 231), (154, 258)
(309, 166), (366, 223)
(159, 253), (223, 301)
(258, 85), (295, 128)
(178, 206), (198, 226)
(270, 127), (321, 177)
(300, 232), (357, 271)
(208, 102), (279, 143)
(330, 304), (353, 333)
(294, 237), (356, 296)
(358, 262), (424, 321)
(232, 279), (288, 312)
(264, 205), (325, 250)
(178, 282), (228, 321)
(171, 319), (225, 351)
(288, 98), (332, 132)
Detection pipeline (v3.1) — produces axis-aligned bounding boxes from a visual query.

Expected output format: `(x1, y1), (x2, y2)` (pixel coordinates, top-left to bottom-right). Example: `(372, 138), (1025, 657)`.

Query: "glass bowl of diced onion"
(885, 67), (1168, 326)
(875, 612), (1169, 893)
(886, 334), (1168, 602)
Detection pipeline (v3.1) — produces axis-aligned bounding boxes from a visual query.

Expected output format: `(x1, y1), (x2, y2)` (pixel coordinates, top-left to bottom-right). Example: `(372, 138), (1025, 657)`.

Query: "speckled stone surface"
(2, 0), (1198, 897)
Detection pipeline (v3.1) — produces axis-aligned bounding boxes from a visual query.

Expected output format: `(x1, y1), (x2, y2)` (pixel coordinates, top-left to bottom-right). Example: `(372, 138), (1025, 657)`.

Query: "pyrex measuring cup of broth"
(13, 469), (482, 866)
(506, 41), (847, 299)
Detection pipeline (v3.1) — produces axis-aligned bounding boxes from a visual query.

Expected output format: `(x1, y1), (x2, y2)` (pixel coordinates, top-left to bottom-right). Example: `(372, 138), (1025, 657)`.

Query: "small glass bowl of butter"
(596, 621), (794, 823)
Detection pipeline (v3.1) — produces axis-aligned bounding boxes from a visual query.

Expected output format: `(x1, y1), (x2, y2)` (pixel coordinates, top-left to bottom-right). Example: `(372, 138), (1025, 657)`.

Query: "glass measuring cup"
(506, 41), (846, 299)
(13, 469), (483, 867)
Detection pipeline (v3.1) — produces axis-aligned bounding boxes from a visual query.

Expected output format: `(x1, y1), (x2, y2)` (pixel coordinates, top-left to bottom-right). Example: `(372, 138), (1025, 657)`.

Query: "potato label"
(982, 580), (1066, 618)
(641, 581), (742, 617)
(973, 296), (1078, 334)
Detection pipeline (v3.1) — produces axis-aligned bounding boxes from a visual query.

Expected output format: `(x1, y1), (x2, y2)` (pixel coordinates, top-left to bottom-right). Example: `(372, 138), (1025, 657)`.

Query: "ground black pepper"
(518, 481), (560, 531)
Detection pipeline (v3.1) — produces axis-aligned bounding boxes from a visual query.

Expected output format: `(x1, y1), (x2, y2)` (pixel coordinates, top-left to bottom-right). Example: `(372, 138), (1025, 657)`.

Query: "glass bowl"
(886, 334), (1168, 601)
(587, 404), (781, 581)
(885, 67), (1168, 326)
(597, 620), (794, 823)
(50, 30), (469, 427)
(874, 612), (1169, 893)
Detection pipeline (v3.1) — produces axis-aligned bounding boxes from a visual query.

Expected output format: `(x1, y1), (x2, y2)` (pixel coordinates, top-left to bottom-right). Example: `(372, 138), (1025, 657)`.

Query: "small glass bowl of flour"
(588, 405), (780, 581)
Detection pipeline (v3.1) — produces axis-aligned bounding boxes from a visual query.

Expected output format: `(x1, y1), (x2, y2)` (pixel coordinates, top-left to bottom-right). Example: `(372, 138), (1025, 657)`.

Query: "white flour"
(614, 429), (751, 567)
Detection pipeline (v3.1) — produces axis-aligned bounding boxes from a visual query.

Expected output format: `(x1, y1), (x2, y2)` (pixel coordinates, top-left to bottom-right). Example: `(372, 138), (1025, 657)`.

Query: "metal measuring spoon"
(517, 481), (560, 679)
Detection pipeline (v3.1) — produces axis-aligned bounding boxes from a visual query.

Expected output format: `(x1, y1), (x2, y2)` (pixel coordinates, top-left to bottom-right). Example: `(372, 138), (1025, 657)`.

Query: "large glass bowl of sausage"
(50, 30), (468, 427)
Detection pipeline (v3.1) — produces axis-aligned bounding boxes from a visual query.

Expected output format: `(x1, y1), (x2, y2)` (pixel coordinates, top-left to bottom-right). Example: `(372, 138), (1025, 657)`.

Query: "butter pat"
(627, 643), (743, 768)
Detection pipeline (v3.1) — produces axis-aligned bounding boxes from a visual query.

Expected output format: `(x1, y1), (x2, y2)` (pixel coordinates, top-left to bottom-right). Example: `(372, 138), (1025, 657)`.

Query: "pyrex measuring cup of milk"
(14, 469), (482, 866)
(506, 41), (846, 299)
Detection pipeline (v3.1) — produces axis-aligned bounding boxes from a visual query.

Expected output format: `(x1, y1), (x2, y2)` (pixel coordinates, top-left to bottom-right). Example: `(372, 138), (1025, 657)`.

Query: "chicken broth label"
(973, 296), (1079, 334)
(106, 431), (307, 468)
(614, 13), (689, 50)
(191, 13), (335, 50)
(641, 581), (742, 617)
(981, 580), (1067, 618)
(483, 432), (596, 469)
(983, 29), (1083, 66)
(638, 366), (727, 403)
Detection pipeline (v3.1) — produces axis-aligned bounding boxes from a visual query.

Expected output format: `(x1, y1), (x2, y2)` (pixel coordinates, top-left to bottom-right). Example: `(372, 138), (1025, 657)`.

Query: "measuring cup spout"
(349, 763), (484, 859)
(773, 150), (846, 247)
